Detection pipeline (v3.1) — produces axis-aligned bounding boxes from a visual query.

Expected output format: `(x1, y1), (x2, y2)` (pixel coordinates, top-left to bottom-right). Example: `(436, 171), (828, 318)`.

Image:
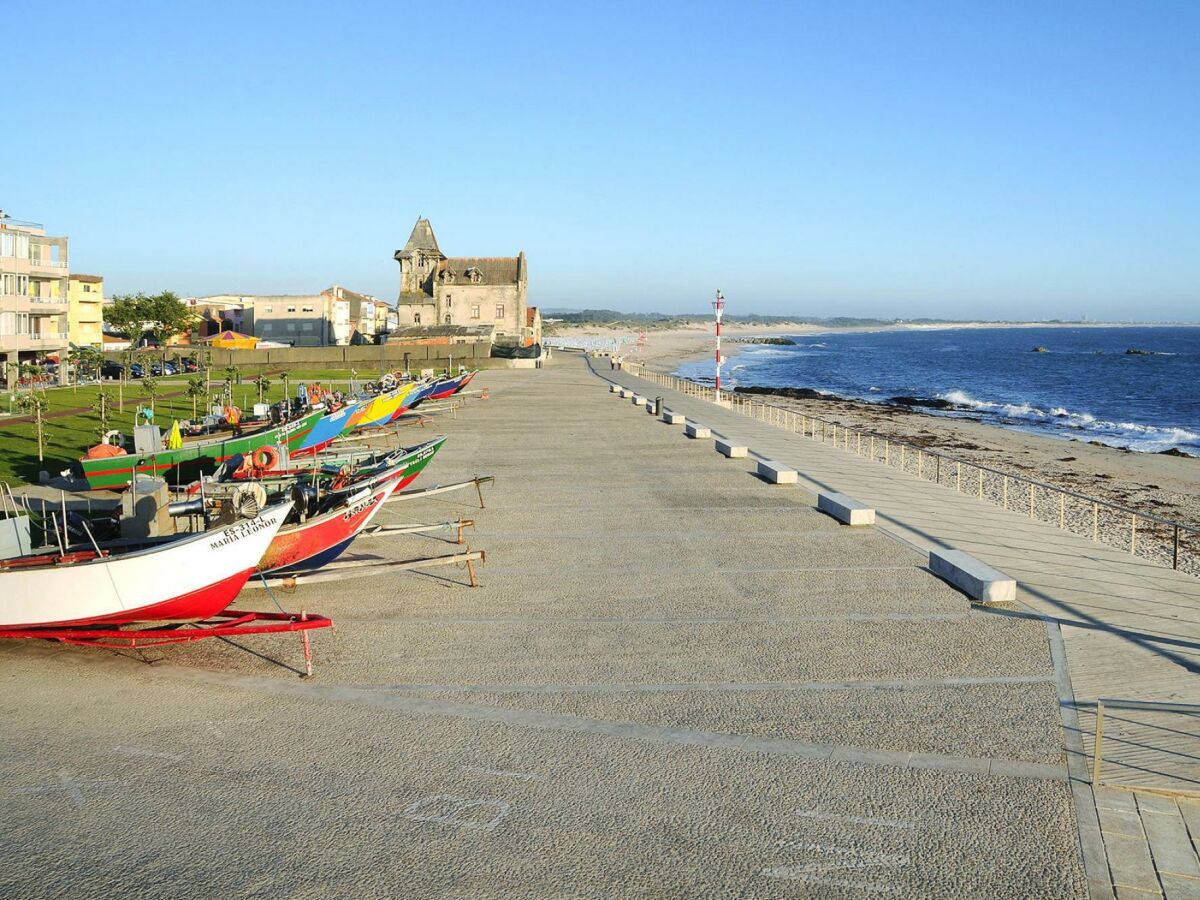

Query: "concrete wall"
(103, 341), (503, 372)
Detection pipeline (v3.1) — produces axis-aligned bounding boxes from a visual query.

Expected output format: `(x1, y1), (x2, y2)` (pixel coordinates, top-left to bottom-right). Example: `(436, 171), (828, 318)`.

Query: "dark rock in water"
(889, 395), (954, 410)
(742, 336), (797, 346)
(1125, 348), (1150, 355)
(734, 385), (833, 401)
(1158, 447), (1195, 458)
(1032, 346), (1048, 353)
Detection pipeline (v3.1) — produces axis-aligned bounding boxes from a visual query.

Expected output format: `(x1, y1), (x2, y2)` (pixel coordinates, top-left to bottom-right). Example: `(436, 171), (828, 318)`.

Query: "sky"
(4, 0), (1198, 320)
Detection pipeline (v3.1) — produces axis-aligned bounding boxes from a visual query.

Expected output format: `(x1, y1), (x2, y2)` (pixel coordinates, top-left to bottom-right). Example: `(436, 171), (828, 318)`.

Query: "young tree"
(16, 392), (49, 461)
(94, 388), (113, 441)
(140, 377), (159, 414)
(186, 377), (206, 419)
(254, 374), (271, 403)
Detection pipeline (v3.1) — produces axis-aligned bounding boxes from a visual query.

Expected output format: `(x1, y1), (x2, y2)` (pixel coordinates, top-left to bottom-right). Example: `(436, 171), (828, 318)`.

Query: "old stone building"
(394, 218), (538, 346)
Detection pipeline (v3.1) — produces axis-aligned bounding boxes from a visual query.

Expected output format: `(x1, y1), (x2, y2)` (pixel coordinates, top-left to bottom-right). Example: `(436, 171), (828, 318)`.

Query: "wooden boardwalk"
(607, 359), (1200, 898)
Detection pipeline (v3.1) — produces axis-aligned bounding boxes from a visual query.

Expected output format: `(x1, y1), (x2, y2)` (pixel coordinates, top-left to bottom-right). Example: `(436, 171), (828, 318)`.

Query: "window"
(286, 306), (296, 313)
(444, 314), (452, 325)
(470, 305), (480, 319)
(495, 304), (505, 319)
(301, 305), (314, 313)
(413, 312), (421, 325)
(302, 322), (314, 331)
(264, 306), (274, 313)
(83, 283), (93, 292)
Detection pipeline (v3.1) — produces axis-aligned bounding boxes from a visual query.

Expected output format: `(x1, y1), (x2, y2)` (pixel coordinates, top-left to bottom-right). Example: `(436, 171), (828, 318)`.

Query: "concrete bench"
(631, 394), (645, 405)
(929, 549), (1016, 604)
(817, 492), (875, 526)
(619, 388), (632, 398)
(663, 410), (686, 425)
(756, 459), (797, 484)
(684, 421), (711, 439)
(609, 384), (620, 393)
(714, 438), (748, 458)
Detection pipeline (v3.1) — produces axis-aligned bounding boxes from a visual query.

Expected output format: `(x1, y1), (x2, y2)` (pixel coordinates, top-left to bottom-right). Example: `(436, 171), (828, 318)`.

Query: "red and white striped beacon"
(713, 289), (725, 397)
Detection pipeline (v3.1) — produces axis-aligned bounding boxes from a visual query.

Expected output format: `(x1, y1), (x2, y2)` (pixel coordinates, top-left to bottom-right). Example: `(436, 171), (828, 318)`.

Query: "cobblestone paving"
(0, 361), (1088, 897)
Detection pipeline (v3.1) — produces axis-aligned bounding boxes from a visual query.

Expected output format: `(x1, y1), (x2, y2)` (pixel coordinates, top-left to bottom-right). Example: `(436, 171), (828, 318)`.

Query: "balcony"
(0, 332), (70, 352)
(0, 293), (69, 315)
(29, 257), (68, 272)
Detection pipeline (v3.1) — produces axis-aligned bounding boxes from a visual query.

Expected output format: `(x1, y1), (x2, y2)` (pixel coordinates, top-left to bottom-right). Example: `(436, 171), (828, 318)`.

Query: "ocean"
(676, 325), (1200, 455)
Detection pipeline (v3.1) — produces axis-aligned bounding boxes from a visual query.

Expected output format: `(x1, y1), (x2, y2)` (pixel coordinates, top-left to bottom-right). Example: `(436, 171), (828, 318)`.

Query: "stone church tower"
(394, 217), (536, 345)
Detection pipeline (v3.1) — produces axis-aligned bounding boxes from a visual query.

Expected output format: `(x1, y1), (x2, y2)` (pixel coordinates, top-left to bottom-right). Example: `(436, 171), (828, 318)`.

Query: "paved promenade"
(607, 357), (1200, 897)
(0, 358), (1172, 896)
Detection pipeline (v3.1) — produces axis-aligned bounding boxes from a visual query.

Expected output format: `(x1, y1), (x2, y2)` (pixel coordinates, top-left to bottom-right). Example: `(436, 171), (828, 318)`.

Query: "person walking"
(225, 404), (243, 437)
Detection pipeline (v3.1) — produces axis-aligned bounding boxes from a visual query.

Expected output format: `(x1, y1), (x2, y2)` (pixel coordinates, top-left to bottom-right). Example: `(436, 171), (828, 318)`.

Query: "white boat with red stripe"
(0, 501), (293, 630)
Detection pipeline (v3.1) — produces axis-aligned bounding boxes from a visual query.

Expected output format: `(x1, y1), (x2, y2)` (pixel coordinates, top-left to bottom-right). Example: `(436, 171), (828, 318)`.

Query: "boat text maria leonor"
(0, 501), (293, 629)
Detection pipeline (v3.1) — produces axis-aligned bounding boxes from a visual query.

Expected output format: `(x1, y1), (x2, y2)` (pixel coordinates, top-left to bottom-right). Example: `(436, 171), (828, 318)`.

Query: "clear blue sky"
(6, 1), (1197, 320)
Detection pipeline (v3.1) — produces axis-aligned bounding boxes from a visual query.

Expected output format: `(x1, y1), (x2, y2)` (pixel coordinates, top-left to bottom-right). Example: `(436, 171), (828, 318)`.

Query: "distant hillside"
(542, 309), (921, 331)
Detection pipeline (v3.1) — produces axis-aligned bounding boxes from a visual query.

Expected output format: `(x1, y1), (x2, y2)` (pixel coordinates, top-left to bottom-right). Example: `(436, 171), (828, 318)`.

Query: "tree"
(68, 346), (104, 387)
(104, 291), (197, 348)
(95, 388), (113, 441)
(16, 392), (49, 461)
(254, 374), (271, 404)
(186, 377), (206, 419)
(140, 377), (159, 414)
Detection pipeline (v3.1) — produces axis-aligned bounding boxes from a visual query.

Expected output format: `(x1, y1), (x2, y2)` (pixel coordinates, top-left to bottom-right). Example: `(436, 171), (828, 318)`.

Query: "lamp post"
(713, 290), (725, 398)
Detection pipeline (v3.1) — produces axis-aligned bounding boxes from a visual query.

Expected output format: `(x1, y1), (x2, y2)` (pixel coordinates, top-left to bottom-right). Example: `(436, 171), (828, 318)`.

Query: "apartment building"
(67, 273), (104, 347)
(0, 212), (70, 386)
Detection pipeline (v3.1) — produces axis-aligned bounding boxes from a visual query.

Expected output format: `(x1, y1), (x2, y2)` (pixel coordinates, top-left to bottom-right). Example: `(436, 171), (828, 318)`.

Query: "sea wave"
(938, 390), (1199, 451)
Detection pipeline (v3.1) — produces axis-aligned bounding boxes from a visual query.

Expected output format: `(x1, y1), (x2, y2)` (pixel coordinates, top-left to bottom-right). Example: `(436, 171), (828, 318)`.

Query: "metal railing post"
(1092, 701), (1105, 785)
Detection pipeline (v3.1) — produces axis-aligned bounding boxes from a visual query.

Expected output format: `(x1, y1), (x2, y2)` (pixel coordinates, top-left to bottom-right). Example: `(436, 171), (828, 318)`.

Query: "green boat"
(77, 410), (324, 491)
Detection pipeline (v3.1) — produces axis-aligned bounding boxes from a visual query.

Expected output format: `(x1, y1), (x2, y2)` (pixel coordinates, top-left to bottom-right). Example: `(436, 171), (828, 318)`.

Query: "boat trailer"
(387, 475), (494, 509)
(247, 548), (486, 590)
(0, 610), (333, 677)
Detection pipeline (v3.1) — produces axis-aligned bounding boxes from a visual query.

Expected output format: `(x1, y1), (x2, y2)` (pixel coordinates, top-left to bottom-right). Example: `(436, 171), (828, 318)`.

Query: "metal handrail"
(625, 362), (1199, 570)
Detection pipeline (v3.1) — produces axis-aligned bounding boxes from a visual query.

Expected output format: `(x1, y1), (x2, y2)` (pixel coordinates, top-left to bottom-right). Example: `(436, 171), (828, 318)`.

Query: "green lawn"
(0, 370), (378, 485)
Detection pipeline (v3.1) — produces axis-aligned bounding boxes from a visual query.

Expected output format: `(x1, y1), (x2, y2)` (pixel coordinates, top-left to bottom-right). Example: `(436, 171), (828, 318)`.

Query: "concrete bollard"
(756, 459), (798, 484)
(929, 549), (1016, 604)
(620, 388), (632, 398)
(684, 421), (711, 439)
(714, 438), (748, 458)
(817, 492), (875, 526)
(663, 410), (686, 425)
(609, 384), (620, 393)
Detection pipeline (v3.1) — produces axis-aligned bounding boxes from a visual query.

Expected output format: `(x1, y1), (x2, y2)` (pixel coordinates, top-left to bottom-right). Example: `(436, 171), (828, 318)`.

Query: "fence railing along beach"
(623, 361), (1200, 578)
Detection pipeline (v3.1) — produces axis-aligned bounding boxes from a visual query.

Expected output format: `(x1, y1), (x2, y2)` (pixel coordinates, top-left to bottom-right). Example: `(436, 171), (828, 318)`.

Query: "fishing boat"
(0, 501), (292, 629)
(350, 381), (421, 430)
(256, 482), (393, 575)
(78, 410), (324, 491)
(290, 399), (362, 456)
(427, 370), (477, 400)
(387, 380), (438, 421)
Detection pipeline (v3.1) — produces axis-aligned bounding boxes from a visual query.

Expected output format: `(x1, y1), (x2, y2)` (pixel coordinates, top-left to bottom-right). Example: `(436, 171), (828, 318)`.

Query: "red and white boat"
(257, 483), (393, 575)
(0, 501), (292, 629)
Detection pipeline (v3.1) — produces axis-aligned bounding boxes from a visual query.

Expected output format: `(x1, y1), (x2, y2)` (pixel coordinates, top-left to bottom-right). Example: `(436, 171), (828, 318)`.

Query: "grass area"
(0, 369), (381, 484)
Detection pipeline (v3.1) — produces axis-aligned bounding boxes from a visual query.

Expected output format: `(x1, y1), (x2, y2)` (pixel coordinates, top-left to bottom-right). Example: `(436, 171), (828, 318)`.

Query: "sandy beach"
(557, 324), (1200, 534)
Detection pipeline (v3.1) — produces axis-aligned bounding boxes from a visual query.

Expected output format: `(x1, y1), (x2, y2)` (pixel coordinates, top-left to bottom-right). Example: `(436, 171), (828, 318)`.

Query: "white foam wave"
(938, 389), (1199, 452)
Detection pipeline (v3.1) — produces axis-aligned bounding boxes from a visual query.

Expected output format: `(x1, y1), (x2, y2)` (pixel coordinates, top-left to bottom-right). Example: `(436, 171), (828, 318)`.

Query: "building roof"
(323, 285), (373, 304)
(387, 324), (494, 340)
(439, 257), (521, 285)
(395, 217), (442, 260)
(70, 273), (104, 283)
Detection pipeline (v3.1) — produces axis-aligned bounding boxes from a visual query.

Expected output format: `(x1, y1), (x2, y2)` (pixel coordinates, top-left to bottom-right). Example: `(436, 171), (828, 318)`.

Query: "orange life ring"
(251, 446), (280, 471)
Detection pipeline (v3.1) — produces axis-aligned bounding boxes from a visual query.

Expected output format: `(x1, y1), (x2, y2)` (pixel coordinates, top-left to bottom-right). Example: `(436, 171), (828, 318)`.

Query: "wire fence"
(622, 362), (1200, 578)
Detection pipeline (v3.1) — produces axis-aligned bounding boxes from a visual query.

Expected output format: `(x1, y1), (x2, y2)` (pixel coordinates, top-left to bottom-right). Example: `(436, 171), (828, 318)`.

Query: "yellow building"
(68, 273), (104, 347)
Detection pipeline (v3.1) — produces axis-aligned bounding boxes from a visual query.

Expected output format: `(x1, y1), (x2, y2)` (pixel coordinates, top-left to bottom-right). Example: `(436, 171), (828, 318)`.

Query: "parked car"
(100, 361), (124, 380)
